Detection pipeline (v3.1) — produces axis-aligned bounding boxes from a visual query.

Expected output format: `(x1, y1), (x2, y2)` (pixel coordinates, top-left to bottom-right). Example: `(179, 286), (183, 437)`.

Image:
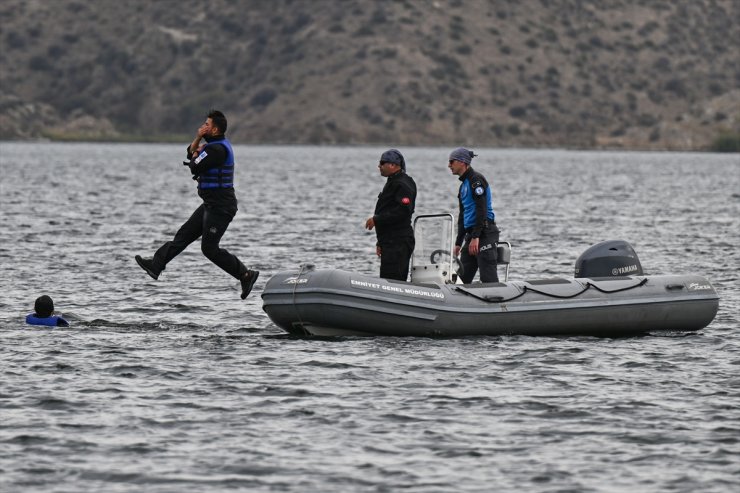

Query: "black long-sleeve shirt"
(373, 171), (416, 243)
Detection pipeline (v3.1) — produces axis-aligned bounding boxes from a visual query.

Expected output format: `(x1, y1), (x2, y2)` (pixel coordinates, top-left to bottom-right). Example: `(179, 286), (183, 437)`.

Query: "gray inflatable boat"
(261, 214), (719, 337)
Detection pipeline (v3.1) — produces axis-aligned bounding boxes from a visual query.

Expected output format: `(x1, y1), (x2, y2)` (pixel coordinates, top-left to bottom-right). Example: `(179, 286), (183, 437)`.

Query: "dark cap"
(34, 295), (54, 318)
(449, 147), (477, 165)
(380, 149), (406, 170)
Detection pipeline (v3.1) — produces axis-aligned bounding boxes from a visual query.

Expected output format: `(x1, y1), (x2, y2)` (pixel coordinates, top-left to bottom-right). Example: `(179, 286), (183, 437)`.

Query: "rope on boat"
(454, 278), (649, 303)
(292, 264), (309, 335)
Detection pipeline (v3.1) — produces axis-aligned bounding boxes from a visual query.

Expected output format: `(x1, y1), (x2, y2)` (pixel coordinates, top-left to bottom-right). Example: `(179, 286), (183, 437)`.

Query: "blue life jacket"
(459, 171), (495, 229)
(196, 137), (235, 189)
(26, 313), (69, 327)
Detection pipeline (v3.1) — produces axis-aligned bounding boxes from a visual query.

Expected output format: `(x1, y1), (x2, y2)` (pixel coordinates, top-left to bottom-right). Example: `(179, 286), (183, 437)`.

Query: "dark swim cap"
(34, 295), (54, 317)
(449, 147), (477, 165)
(380, 149), (406, 170)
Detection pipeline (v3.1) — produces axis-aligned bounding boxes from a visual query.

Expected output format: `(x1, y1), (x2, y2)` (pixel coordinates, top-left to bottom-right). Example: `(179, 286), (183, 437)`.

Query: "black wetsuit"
(150, 135), (248, 280)
(373, 170), (417, 281)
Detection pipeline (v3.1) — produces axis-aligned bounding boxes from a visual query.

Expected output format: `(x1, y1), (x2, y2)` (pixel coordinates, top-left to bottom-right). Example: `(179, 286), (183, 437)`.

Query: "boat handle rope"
(292, 264), (309, 335)
(454, 278), (649, 303)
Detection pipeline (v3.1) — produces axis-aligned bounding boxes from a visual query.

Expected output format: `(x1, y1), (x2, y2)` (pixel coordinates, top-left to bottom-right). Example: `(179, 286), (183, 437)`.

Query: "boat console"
(410, 213), (511, 284)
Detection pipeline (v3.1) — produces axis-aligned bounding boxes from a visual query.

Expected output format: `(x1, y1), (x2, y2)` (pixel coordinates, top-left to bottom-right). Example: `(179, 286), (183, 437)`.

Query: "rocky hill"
(1, 0), (738, 150)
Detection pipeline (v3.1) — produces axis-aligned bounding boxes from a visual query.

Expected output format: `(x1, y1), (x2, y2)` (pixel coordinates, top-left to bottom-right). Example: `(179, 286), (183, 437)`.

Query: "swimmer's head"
(34, 295), (54, 318)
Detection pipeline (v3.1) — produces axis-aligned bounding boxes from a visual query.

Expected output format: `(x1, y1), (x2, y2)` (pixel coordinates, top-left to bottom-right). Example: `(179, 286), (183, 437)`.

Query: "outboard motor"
(575, 240), (643, 278)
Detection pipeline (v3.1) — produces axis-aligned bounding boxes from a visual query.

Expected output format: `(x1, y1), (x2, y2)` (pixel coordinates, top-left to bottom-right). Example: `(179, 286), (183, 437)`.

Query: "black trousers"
(151, 204), (247, 280)
(460, 223), (500, 284)
(379, 238), (414, 281)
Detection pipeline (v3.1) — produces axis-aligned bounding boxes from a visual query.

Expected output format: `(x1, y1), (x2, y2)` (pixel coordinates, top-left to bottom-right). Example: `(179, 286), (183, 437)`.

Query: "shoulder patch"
(474, 186), (485, 196)
(401, 197), (411, 205)
(194, 150), (208, 164)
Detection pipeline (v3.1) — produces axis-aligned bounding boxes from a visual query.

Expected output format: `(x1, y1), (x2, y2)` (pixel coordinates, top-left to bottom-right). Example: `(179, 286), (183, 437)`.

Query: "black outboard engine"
(575, 240), (643, 278)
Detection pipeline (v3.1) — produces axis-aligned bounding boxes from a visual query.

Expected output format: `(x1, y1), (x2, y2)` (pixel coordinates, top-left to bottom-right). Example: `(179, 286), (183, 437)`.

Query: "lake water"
(1, 143), (738, 492)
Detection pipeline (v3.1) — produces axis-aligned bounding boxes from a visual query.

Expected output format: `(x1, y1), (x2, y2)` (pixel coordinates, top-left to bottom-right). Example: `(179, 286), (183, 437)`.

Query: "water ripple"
(0, 144), (738, 492)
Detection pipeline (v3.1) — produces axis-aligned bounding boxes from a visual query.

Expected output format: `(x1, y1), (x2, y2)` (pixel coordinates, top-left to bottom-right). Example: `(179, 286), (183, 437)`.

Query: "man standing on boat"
(448, 147), (500, 283)
(134, 110), (259, 299)
(365, 149), (417, 281)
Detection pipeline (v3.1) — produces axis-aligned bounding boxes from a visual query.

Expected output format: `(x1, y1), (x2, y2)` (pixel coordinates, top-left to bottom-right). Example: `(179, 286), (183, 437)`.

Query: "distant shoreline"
(2, 136), (737, 153)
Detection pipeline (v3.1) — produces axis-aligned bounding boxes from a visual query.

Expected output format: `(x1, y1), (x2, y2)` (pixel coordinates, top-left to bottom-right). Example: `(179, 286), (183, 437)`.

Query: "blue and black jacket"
(26, 313), (69, 327)
(456, 167), (495, 246)
(190, 136), (234, 189)
(187, 135), (238, 211)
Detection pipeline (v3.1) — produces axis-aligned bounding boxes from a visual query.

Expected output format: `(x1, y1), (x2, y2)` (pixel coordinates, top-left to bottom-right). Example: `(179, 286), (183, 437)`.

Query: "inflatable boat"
(261, 214), (719, 337)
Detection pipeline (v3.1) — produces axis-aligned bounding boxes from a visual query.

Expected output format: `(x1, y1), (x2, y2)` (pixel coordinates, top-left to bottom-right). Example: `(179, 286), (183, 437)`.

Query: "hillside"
(1, 0), (738, 150)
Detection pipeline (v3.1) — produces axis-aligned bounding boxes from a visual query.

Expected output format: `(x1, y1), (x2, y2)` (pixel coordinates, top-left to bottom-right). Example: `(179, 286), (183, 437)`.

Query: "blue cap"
(380, 149), (405, 170)
(449, 147), (477, 165)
